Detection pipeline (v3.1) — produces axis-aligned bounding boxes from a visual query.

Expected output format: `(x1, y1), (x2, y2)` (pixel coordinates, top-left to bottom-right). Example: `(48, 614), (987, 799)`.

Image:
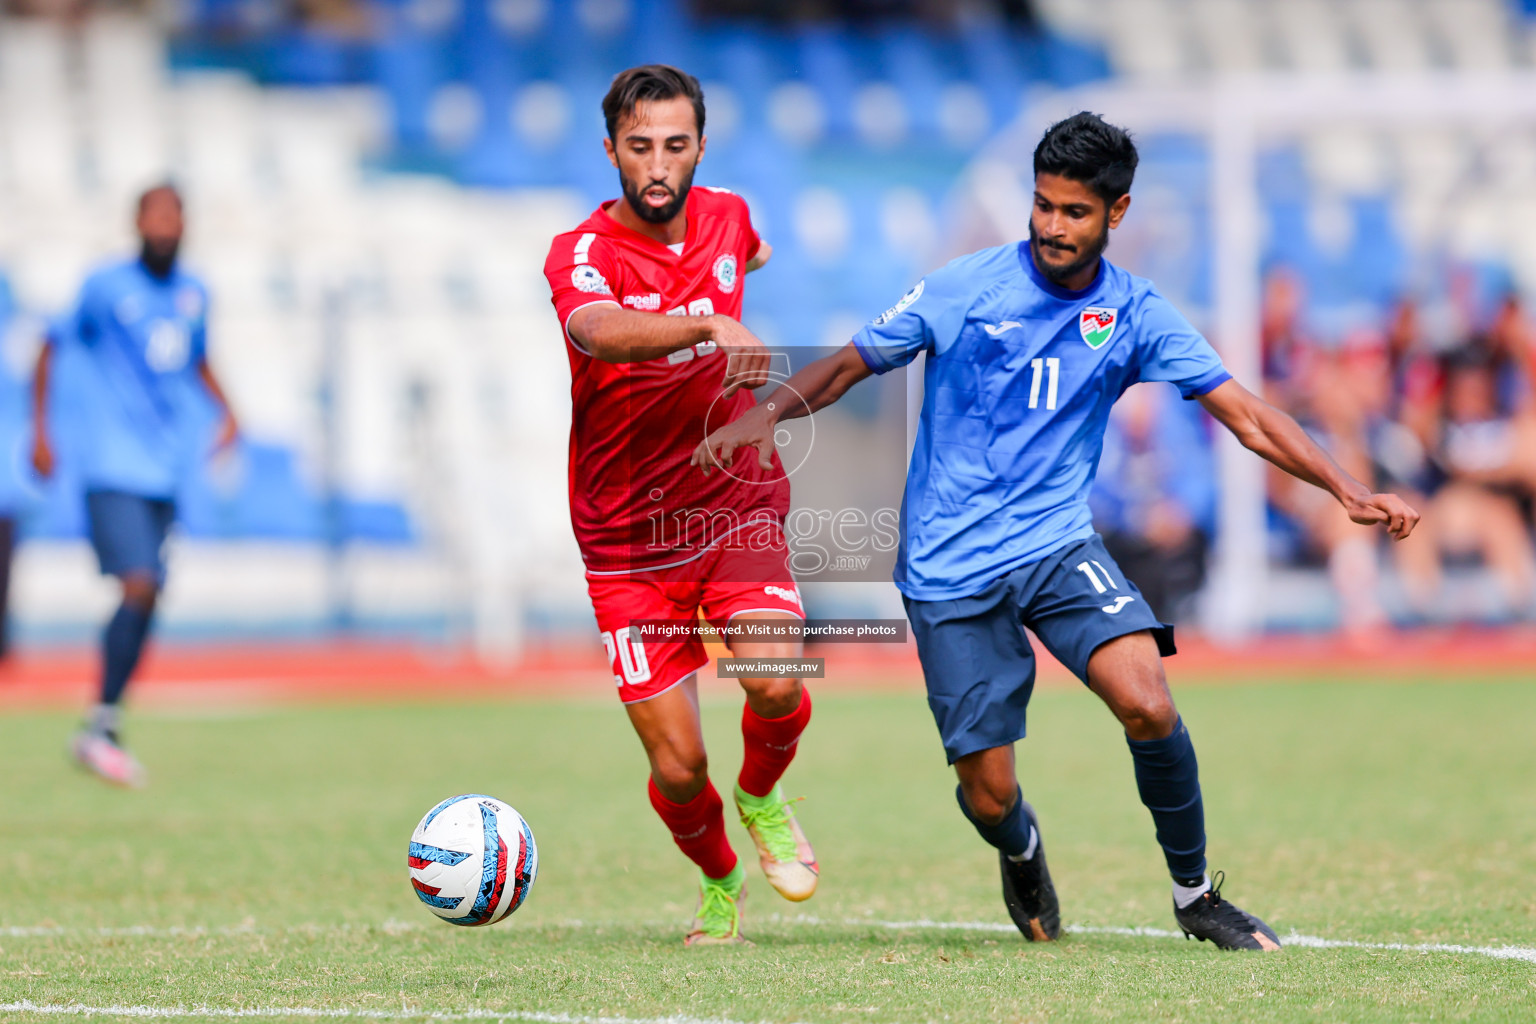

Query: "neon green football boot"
(684, 863), (750, 947)
(735, 783), (819, 902)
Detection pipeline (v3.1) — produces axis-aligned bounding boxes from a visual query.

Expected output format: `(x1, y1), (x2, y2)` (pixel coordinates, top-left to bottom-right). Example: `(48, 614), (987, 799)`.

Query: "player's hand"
(31, 433), (55, 479)
(1344, 491), (1420, 540)
(692, 403), (776, 476)
(709, 316), (772, 398)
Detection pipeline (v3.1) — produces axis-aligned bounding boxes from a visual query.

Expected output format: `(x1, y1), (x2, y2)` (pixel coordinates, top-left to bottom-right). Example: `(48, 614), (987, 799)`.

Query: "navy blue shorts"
(86, 490), (176, 584)
(903, 534), (1175, 764)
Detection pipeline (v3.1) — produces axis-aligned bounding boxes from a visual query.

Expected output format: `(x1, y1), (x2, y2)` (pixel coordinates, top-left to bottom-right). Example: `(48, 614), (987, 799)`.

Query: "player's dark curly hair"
(1033, 112), (1138, 204)
(603, 65), (706, 141)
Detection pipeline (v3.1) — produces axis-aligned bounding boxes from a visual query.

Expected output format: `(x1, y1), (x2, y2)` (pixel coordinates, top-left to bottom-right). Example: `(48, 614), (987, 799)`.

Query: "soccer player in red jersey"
(543, 65), (816, 946)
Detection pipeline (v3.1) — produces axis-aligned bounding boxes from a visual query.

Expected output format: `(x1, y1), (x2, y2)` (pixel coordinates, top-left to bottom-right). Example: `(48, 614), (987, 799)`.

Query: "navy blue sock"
(101, 601), (154, 709)
(955, 785), (1038, 859)
(1126, 716), (1207, 884)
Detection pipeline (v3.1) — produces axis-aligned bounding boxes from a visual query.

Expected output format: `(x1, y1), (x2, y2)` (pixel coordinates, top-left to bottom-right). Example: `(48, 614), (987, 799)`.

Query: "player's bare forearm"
(31, 342), (52, 434)
(760, 343), (873, 425)
(745, 242), (772, 274)
(572, 306), (773, 395)
(568, 304), (719, 364)
(1198, 378), (1420, 539)
(30, 342), (55, 477)
(692, 343), (873, 474)
(197, 358), (240, 451)
(197, 359), (235, 415)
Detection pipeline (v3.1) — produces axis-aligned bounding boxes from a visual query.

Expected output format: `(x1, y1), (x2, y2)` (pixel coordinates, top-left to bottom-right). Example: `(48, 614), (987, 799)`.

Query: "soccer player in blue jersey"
(31, 184), (239, 787)
(693, 113), (1420, 950)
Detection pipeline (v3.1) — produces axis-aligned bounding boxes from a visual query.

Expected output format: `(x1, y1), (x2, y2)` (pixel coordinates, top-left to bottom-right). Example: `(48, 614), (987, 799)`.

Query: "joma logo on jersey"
(1080, 307), (1118, 349)
(623, 293), (661, 310)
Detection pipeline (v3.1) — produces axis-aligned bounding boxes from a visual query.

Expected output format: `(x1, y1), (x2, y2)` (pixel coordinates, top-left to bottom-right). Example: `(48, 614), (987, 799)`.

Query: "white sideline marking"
(7, 917), (1535, 966)
(0, 922), (421, 939)
(830, 917), (1536, 964)
(0, 1005), (769, 1024)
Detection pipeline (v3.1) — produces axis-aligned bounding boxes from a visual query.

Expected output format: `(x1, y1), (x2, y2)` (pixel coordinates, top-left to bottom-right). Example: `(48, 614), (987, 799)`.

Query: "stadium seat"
(1350, 0), (1434, 72)
(1269, 0), (1353, 72)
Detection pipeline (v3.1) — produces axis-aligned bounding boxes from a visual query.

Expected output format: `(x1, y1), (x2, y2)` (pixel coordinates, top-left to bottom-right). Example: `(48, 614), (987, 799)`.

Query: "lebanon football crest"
(1079, 307), (1118, 349)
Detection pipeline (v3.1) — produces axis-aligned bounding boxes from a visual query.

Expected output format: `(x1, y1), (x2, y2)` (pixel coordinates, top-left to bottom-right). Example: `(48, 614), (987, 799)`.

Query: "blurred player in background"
(31, 184), (239, 787)
(543, 65), (815, 946)
(696, 112), (1420, 951)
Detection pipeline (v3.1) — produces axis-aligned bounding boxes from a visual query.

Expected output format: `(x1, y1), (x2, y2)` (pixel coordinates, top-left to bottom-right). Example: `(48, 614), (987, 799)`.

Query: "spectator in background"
(1390, 348), (1536, 618)
(1260, 268), (1392, 638)
(1091, 382), (1216, 624)
(1259, 267), (1319, 414)
(1483, 292), (1535, 416)
(1382, 296), (1443, 445)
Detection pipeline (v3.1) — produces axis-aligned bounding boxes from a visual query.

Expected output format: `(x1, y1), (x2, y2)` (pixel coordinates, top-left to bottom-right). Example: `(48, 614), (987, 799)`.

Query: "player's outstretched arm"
(1197, 378), (1420, 540)
(692, 342), (873, 475)
(570, 305), (771, 395)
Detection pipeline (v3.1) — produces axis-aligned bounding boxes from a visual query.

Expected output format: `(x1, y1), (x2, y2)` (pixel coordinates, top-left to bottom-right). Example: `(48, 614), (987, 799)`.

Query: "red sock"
(738, 687), (813, 798)
(647, 777), (738, 880)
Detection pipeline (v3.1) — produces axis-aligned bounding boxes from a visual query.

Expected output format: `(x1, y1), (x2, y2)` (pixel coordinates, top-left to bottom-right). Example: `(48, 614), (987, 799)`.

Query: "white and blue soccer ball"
(408, 794), (538, 926)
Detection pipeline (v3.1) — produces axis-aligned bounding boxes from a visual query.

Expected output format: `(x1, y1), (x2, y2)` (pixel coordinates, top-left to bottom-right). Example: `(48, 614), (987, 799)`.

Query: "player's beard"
(140, 238), (180, 279)
(620, 164), (696, 225)
(1028, 217), (1109, 286)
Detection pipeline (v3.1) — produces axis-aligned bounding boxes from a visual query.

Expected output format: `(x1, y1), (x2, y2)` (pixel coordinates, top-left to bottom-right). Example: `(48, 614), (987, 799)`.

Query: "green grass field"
(3, 674), (1535, 1022)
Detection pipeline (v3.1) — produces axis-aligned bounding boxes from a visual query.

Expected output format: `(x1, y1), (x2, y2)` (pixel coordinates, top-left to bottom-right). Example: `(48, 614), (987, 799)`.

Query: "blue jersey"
(53, 259), (210, 499)
(852, 242), (1230, 601)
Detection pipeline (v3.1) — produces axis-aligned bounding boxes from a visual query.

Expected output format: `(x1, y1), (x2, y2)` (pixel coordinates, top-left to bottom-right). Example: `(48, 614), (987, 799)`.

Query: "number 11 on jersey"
(1029, 357), (1059, 411)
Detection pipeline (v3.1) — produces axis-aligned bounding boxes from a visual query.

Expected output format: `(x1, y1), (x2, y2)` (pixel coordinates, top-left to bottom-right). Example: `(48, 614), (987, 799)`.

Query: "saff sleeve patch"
(571, 264), (613, 295)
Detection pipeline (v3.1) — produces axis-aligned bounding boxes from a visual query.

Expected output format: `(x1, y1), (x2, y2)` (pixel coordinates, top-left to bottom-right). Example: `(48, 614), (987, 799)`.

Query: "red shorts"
(586, 538), (805, 704)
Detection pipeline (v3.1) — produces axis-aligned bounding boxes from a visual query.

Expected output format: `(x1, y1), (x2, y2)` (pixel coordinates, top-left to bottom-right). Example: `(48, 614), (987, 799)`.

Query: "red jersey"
(544, 187), (790, 576)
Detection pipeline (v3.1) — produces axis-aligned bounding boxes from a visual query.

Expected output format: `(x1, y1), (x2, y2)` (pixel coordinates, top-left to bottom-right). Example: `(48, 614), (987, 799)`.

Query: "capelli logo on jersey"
(623, 293), (661, 310)
(764, 585), (803, 607)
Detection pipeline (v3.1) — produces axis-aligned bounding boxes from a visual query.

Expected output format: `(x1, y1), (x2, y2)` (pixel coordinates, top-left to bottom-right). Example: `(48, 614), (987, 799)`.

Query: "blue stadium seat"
(1039, 34), (1111, 88)
(956, 25), (1026, 131)
(877, 27), (945, 140)
(798, 27), (861, 140)
(1341, 196), (1405, 307)
(375, 16), (451, 153)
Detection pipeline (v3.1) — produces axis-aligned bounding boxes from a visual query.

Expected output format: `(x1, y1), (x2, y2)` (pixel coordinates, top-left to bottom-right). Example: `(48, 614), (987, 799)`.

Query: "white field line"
(822, 917), (1536, 964)
(6, 916), (1535, 966)
(764, 915), (1536, 964)
(0, 1006), (771, 1024)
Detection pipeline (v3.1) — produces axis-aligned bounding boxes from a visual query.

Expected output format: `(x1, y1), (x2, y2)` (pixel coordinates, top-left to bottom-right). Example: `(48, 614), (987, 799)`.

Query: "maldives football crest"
(1080, 307), (1118, 349)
